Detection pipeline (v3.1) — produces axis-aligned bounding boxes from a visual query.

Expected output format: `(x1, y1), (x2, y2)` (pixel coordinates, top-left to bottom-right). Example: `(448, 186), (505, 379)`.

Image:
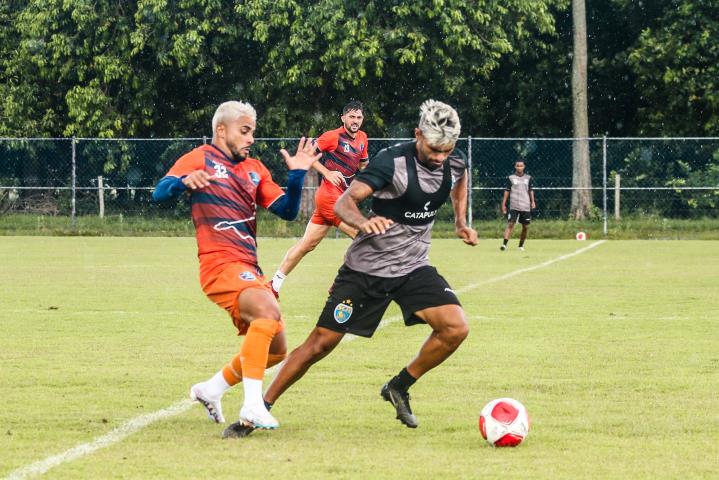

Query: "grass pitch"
(1, 237), (717, 479)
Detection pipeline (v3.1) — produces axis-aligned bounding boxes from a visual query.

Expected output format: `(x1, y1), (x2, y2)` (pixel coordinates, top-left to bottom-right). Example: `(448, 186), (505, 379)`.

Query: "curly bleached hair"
(418, 100), (461, 146)
(212, 101), (257, 133)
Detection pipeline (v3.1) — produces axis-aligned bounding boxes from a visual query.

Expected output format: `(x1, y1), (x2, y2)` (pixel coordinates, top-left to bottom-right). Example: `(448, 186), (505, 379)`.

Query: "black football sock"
(518, 239), (525, 247)
(389, 367), (417, 392)
(503, 238), (509, 246)
(264, 400), (273, 411)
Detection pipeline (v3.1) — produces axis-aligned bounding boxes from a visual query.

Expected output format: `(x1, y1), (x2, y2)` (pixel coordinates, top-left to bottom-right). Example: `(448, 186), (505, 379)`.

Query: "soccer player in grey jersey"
(257, 100), (477, 431)
(501, 159), (536, 251)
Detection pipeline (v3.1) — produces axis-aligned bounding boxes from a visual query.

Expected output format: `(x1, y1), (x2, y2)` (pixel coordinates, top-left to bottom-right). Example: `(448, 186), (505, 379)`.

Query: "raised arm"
(266, 137), (322, 220)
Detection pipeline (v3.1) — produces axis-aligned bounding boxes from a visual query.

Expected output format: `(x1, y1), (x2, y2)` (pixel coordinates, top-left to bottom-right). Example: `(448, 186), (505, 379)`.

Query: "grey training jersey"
(344, 142), (467, 277)
(506, 173), (533, 211)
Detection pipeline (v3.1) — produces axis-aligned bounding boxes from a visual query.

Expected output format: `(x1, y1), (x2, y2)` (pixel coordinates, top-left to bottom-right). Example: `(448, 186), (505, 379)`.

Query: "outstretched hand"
(280, 137), (322, 170)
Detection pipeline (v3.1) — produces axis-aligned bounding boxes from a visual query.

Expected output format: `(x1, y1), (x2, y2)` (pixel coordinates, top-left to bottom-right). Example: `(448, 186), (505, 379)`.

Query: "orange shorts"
(310, 184), (343, 227)
(200, 263), (284, 336)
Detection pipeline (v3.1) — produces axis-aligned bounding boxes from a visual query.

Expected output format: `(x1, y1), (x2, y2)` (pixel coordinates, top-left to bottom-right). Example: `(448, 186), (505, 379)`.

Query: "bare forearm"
(311, 160), (331, 177)
(451, 176), (468, 228)
(502, 191), (509, 209)
(334, 193), (368, 229)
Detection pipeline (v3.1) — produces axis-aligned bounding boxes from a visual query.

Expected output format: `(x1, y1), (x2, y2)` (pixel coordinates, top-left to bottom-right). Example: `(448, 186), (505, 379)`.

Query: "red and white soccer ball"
(576, 231), (588, 241)
(479, 398), (530, 447)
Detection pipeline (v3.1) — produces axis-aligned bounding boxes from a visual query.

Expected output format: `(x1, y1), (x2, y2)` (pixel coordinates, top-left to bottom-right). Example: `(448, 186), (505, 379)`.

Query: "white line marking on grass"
(5, 401), (194, 480)
(5, 365), (282, 480)
(5, 240), (605, 479)
(456, 240), (606, 294)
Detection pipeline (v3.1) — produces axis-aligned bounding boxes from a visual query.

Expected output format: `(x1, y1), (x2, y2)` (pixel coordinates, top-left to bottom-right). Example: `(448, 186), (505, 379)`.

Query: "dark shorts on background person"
(507, 209), (531, 225)
(316, 264), (461, 338)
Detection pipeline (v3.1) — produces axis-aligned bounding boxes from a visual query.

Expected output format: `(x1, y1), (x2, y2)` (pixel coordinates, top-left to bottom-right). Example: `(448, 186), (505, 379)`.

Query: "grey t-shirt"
(343, 142), (467, 277)
(506, 173), (533, 211)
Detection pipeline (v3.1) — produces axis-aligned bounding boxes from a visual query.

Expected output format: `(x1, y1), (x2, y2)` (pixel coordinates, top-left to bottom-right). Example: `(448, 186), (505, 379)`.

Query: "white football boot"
(239, 404), (279, 429)
(190, 383), (225, 424)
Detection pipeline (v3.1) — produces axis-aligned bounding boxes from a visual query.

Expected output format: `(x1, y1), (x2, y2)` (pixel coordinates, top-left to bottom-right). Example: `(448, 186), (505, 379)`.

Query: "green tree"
(1, 1), (150, 137)
(1, 0), (564, 140)
(235, 0), (563, 136)
(628, 0), (719, 135)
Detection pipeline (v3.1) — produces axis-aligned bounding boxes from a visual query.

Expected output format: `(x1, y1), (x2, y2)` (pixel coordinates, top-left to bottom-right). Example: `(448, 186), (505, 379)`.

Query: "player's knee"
(248, 304), (282, 322)
(308, 339), (334, 359)
(298, 237), (321, 254)
(302, 242), (319, 254)
(303, 333), (337, 361)
(441, 320), (469, 349)
(452, 322), (470, 344)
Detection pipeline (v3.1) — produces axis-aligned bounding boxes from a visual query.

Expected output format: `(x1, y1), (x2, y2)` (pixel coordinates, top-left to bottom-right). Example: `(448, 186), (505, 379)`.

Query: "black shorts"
(316, 265), (461, 338)
(507, 209), (531, 225)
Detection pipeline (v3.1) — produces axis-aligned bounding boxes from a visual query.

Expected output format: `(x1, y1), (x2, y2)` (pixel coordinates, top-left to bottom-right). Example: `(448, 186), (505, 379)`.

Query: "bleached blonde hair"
(212, 101), (257, 133)
(418, 100), (461, 146)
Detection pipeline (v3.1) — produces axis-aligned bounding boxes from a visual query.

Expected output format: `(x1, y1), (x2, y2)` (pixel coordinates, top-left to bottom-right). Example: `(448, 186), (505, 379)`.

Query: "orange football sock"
(239, 318), (277, 380)
(222, 352), (287, 386)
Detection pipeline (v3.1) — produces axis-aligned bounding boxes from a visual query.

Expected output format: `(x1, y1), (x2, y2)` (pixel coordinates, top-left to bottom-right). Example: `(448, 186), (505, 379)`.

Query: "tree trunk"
(571, 0), (593, 219)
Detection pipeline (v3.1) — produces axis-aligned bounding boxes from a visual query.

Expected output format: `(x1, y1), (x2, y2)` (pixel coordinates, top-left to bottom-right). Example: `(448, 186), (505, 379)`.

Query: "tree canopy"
(0, 0), (716, 138)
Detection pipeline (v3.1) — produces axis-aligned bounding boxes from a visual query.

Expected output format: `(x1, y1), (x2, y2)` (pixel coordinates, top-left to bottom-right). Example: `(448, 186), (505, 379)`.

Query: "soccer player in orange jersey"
(269, 100), (369, 296)
(152, 101), (320, 431)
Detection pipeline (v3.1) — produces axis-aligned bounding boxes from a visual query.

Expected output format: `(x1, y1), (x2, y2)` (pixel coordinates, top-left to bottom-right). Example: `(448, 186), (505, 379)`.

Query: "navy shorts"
(316, 265), (461, 338)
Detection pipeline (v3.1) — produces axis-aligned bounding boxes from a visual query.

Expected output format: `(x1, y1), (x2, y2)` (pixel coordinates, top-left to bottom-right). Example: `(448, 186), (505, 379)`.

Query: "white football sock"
(204, 370), (231, 399)
(271, 271), (286, 292)
(242, 378), (265, 409)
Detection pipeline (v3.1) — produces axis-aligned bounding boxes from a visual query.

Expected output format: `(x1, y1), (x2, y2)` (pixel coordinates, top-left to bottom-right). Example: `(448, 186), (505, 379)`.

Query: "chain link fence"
(1, 137), (718, 232)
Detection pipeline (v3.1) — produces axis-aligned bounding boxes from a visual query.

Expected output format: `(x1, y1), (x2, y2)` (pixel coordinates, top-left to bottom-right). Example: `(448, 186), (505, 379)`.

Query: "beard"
(228, 143), (247, 162)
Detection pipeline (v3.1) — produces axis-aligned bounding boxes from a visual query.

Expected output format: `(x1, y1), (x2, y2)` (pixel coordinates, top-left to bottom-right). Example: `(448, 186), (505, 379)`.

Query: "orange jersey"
(165, 144), (284, 278)
(316, 127), (369, 193)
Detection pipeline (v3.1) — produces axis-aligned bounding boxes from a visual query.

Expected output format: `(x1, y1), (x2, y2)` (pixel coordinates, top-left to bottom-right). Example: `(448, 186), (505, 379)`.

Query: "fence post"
(98, 175), (104, 218)
(71, 137), (77, 231)
(614, 173), (621, 220)
(202, 136), (207, 145)
(467, 136), (473, 228)
(602, 136), (607, 236)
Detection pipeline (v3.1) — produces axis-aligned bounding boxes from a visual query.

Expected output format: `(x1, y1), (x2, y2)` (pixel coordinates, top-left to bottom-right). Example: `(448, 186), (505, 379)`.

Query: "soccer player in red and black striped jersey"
(269, 100), (369, 296)
(152, 101), (321, 432)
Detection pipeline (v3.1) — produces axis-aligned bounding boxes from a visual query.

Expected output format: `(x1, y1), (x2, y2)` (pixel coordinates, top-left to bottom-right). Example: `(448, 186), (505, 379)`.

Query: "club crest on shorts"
(333, 299), (353, 324)
(239, 271), (257, 281)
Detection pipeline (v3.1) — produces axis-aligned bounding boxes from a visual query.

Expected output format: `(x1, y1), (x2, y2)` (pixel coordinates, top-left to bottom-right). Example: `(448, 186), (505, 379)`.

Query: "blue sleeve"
(152, 176), (187, 202)
(267, 169), (307, 220)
